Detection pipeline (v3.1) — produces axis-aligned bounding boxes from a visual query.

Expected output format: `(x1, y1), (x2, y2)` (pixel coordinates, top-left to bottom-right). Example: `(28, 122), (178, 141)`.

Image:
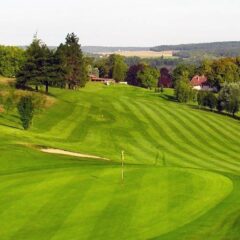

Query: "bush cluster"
(197, 83), (240, 116)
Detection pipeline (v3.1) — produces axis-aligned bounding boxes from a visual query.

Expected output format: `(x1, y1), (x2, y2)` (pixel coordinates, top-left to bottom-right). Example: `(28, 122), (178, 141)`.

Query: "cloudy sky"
(0, 0), (239, 46)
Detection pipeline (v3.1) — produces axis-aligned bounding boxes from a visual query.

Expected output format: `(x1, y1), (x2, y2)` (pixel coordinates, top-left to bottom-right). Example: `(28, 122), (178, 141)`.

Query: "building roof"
(190, 75), (208, 86)
(89, 75), (115, 82)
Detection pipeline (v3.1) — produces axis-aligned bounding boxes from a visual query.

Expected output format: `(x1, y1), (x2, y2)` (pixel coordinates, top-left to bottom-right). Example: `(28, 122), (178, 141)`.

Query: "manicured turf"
(0, 82), (240, 239)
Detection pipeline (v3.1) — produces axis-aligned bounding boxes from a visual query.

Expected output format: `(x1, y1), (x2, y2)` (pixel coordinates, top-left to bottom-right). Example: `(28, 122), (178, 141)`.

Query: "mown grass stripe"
(118, 99), (198, 165)
(150, 102), (240, 169)
(122, 99), (218, 170)
(87, 168), (146, 240)
(132, 100), (239, 173)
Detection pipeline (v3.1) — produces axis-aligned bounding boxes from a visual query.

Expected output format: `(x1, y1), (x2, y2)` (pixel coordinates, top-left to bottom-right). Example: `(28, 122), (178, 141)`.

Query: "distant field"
(0, 83), (240, 239)
(99, 50), (173, 58)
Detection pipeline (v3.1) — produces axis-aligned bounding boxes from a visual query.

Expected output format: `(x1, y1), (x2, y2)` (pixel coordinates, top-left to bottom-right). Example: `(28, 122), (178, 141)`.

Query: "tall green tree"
(0, 45), (25, 77)
(218, 83), (240, 116)
(172, 64), (196, 86)
(137, 66), (160, 89)
(113, 59), (128, 82)
(94, 58), (110, 78)
(108, 54), (128, 82)
(56, 33), (88, 89)
(206, 58), (240, 88)
(174, 71), (194, 103)
(126, 64), (145, 86)
(197, 91), (217, 111)
(16, 36), (54, 93)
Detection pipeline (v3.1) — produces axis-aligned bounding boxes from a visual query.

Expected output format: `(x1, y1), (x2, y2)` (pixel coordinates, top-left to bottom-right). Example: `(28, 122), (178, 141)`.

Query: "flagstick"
(121, 150), (124, 183)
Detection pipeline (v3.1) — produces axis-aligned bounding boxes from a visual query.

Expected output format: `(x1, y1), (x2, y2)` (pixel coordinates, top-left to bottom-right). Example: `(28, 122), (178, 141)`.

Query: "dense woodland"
(151, 41), (240, 59)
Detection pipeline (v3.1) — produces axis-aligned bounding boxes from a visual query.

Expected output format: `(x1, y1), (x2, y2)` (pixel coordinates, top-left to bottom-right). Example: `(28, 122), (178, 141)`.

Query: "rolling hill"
(151, 41), (240, 52)
(0, 82), (240, 239)
(151, 41), (240, 58)
(82, 46), (150, 53)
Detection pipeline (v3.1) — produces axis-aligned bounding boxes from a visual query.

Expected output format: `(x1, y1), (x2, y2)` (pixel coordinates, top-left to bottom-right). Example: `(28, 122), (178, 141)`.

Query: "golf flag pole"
(121, 150), (124, 183)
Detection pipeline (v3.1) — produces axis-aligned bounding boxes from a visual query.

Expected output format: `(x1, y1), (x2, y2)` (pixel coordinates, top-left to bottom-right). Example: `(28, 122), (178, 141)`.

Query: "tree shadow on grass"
(151, 92), (177, 102)
(0, 122), (22, 130)
(148, 90), (177, 102)
(189, 105), (240, 121)
(0, 114), (21, 130)
(160, 93), (177, 102)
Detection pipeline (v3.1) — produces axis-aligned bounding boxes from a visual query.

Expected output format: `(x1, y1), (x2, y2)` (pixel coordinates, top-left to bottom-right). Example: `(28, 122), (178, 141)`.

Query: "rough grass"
(0, 83), (240, 239)
(0, 76), (15, 85)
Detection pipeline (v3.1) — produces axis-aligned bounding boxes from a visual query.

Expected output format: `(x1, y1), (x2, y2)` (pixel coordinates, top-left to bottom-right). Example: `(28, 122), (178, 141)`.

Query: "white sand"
(41, 148), (109, 161)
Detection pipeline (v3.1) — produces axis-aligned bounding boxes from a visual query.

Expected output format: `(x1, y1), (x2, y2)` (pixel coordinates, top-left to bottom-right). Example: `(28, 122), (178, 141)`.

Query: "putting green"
(0, 166), (232, 240)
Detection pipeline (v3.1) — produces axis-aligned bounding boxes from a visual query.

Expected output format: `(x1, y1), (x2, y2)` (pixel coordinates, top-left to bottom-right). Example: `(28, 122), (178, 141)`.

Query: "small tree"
(125, 63), (145, 86)
(206, 92), (217, 111)
(17, 96), (34, 130)
(174, 71), (193, 103)
(197, 90), (206, 107)
(137, 66), (160, 89)
(226, 90), (240, 116)
(216, 99), (225, 113)
(113, 59), (128, 82)
(218, 83), (240, 116)
(107, 54), (128, 82)
(197, 91), (217, 111)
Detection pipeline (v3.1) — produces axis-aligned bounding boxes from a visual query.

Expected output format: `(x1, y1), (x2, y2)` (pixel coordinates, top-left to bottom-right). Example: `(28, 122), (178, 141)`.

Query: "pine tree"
(16, 35), (54, 93)
(56, 33), (88, 89)
(17, 96), (34, 130)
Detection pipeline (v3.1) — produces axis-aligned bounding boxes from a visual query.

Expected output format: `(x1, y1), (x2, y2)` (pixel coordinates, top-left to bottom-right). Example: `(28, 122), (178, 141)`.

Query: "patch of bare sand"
(41, 148), (109, 161)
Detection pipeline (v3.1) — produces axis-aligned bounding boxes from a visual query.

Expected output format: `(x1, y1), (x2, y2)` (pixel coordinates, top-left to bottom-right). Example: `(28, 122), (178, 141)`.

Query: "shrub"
(137, 66), (160, 89)
(206, 92), (217, 111)
(17, 96), (35, 130)
(218, 83), (240, 116)
(4, 96), (14, 113)
(175, 80), (193, 103)
(216, 99), (225, 112)
(197, 91), (217, 111)
(197, 90), (207, 107)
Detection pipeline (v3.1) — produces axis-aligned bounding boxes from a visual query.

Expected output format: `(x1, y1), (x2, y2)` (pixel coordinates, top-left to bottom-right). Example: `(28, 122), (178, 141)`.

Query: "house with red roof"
(89, 74), (115, 84)
(190, 75), (210, 90)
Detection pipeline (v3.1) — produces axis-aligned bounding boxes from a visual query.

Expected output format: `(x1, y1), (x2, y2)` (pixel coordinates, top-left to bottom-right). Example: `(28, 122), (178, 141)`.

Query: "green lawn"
(0, 82), (240, 239)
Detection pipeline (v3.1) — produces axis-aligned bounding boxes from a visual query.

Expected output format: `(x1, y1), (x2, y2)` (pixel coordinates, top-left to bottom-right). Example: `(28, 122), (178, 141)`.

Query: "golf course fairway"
(0, 82), (240, 239)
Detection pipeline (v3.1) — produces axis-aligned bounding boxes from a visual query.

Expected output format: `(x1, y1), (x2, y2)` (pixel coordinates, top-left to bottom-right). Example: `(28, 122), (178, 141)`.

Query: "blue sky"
(0, 0), (239, 46)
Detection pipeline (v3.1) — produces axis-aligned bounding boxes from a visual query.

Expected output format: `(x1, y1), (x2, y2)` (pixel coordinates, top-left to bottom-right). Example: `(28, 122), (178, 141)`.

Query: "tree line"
(151, 41), (240, 59)
(0, 33), (162, 130)
(197, 84), (240, 116)
(173, 57), (240, 117)
(0, 33), (90, 130)
(16, 33), (89, 93)
(2, 35), (240, 128)
(93, 59), (161, 89)
(173, 57), (240, 88)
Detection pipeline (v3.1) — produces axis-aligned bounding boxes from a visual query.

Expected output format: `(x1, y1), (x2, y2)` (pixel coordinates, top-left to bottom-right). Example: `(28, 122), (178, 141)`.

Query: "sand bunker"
(41, 148), (109, 161)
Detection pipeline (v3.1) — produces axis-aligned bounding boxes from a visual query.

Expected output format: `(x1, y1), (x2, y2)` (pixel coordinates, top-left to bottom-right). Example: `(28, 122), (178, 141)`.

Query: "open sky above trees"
(0, 0), (240, 46)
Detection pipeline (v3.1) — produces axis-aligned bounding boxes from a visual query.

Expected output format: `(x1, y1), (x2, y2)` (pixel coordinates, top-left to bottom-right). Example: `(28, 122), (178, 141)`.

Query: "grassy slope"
(0, 82), (240, 239)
